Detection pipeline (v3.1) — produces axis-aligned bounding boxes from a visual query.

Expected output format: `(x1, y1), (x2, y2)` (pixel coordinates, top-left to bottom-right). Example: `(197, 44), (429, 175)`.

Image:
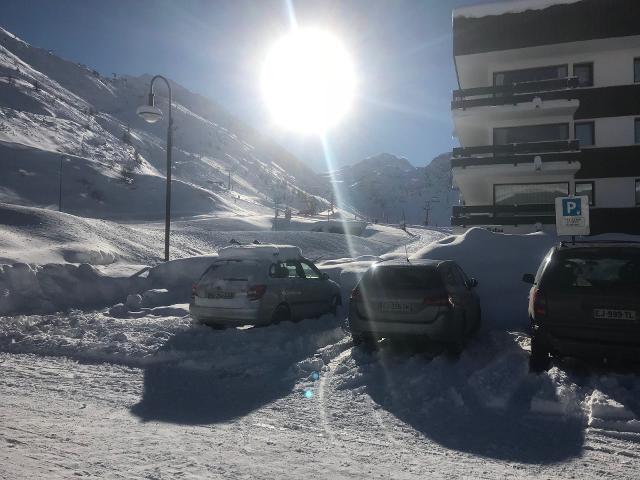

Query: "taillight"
(533, 288), (547, 317)
(191, 283), (198, 299)
(350, 286), (361, 301)
(247, 284), (267, 300)
(423, 294), (452, 307)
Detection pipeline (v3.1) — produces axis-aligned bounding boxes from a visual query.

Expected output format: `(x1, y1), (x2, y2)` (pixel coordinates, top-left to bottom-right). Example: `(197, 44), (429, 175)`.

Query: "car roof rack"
(559, 240), (640, 248)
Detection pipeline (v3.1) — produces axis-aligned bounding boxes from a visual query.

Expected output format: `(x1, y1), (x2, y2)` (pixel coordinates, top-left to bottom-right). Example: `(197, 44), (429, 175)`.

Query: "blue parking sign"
(562, 198), (581, 216)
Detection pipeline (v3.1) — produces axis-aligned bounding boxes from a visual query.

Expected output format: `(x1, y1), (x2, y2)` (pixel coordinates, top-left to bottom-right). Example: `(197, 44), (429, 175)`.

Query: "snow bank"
(411, 228), (556, 329)
(0, 262), (147, 315)
(218, 244), (302, 260)
(147, 255), (218, 290)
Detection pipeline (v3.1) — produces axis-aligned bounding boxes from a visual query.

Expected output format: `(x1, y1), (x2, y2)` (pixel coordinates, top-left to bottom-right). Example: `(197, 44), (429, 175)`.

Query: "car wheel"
(329, 295), (340, 315)
(529, 334), (551, 373)
(271, 304), (291, 325)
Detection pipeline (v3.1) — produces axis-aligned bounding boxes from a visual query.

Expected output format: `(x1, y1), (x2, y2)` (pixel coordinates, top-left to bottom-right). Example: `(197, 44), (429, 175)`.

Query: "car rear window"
(199, 260), (266, 282)
(544, 249), (640, 290)
(361, 265), (443, 291)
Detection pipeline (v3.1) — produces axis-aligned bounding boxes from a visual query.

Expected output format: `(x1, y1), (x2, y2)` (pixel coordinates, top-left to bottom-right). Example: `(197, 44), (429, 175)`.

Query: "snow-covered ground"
(2, 219), (640, 478)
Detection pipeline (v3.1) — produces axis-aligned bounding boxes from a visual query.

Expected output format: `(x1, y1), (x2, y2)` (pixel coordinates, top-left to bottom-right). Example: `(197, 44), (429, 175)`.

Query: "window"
(575, 181), (595, 206)
(574, 121), (594, 147)
(635, 118), (640, 144)
(573, 62), (593, 87)
(299, 261), (320, 279)
(635, 58), (640, 83)
(636, 179), (640, 206)
(494, 182), (569, 206)
(285, 260), (303, 278)
(493, 123), (569, 145)
(493, 65), (568, 86)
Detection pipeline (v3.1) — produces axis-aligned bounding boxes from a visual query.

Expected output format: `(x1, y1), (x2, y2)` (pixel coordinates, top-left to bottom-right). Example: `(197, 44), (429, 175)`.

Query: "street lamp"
(137, 75), (173, 261)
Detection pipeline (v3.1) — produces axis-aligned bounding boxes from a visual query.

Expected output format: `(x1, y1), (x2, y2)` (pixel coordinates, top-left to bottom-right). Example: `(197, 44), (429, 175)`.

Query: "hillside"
(0, 26), (328, 219)
(329, 152), (458, 225)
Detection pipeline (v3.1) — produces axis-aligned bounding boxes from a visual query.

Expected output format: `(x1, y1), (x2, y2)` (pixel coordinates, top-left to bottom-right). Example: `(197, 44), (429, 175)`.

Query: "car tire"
(529, 333), (551, 373)
(271, 304), (291, 325)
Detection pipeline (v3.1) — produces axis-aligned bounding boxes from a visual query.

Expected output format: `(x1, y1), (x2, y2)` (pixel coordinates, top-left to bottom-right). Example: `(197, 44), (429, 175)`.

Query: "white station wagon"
(190, 244), (341, 327)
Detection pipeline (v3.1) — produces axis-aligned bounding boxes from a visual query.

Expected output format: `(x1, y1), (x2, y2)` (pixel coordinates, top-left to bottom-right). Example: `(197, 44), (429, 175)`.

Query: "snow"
(411, 227), (557, 329)
(218, 244), (303, 260)
(454, 0), (583, 19)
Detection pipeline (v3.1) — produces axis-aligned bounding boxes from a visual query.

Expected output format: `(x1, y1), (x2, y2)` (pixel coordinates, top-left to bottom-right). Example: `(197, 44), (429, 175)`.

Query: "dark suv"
(523, 242), (640, 371)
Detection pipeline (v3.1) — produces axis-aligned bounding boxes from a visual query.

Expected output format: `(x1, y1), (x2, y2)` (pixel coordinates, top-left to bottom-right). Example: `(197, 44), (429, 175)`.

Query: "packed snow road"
(2, 225), (640, 478)
(2, 308), (640, 479)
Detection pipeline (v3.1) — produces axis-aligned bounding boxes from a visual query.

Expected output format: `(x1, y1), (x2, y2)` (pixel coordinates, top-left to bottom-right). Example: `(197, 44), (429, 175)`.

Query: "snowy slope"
(329, 152), (458, 226)
(0, 26), (328, 219)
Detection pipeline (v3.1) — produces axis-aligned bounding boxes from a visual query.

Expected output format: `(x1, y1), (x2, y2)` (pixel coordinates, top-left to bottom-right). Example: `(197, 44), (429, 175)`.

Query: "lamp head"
(137, 92), (163, 123)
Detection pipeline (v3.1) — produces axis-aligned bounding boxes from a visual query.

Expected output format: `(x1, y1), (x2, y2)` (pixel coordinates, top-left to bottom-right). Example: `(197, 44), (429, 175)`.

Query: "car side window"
(285, 260), (304, 278)
(300, 261), (320, 279)
(269, 262), (288, 278)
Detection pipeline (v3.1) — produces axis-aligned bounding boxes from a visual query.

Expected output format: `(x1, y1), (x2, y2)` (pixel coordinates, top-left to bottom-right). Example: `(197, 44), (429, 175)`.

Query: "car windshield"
(545, 249), (640, 290)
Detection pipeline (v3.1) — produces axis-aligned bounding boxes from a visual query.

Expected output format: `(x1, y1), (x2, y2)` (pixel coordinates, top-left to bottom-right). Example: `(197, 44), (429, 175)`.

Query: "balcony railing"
(452, 77), (580, 109)
(453, 139), (579, 158)
(451, 204), (556, 226)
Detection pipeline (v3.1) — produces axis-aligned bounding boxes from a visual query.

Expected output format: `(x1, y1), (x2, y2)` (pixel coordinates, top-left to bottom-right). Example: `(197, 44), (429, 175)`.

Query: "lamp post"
(137, 75), (173, 262)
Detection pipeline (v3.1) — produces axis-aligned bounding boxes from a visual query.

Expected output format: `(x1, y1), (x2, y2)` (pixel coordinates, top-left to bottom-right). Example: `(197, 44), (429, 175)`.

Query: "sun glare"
(261, 28), (356, 134)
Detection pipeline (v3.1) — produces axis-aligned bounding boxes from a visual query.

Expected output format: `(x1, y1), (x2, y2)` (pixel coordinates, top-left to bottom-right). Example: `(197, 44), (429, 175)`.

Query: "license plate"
(594, 309), (636, 321)
(209, 291), (234, 299)
(379, 302), (412, 313)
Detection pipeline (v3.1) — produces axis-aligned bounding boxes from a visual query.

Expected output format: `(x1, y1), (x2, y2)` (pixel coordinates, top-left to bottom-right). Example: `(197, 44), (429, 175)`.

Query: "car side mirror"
(320, 272), (329, 280)
(466, 277), (478, 288)
(522, 273), (535, 284)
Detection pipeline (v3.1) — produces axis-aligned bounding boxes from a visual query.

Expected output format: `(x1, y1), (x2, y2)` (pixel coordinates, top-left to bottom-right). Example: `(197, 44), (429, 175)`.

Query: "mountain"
(0, 26), (328, 220)
(329, 152), (458, 226)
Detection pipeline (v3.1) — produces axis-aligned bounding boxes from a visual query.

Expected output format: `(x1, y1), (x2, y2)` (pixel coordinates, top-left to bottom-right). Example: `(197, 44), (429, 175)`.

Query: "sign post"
(555, 195), (590, 237)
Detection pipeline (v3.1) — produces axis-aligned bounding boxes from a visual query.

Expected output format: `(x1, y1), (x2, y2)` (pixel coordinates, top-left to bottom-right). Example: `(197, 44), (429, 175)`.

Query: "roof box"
(218, 244), (303, 261)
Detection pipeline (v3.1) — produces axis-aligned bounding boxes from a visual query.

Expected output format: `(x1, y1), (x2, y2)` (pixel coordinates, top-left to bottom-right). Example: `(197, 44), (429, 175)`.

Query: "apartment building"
(450, 0), (640, 234)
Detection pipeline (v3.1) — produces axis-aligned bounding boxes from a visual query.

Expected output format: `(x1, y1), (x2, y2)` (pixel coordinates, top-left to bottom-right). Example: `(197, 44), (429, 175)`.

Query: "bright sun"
(261, 28), (356, 134)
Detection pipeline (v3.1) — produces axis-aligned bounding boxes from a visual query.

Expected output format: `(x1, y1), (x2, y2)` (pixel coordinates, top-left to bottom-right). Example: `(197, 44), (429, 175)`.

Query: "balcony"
(452, 205), (640, 234)
(451, 204), (555, 226)
(452, 140), (580, 168)
(452, 77), (579, 110)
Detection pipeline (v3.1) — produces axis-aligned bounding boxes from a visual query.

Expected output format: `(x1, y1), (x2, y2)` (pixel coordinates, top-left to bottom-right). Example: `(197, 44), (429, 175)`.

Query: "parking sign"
(555, 195), (590, 236)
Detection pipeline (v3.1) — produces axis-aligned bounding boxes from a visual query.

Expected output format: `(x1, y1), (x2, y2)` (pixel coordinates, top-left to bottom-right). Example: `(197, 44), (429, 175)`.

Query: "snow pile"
(411, 228), (556, 329)
(147, 255), (218, 291)
(218, 244), (302, 260)
(0, 262), (147, 315)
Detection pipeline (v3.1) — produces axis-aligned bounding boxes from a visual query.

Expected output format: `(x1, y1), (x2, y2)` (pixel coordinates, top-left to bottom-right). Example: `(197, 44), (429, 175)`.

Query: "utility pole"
(423, 200), (431, 226)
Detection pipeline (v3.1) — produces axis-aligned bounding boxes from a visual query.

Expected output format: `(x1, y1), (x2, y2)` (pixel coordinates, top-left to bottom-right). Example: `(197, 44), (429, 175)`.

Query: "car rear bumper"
(189, 303), (261, 325)
(349, 313), (456, 342)
(535, 327), (640, 361)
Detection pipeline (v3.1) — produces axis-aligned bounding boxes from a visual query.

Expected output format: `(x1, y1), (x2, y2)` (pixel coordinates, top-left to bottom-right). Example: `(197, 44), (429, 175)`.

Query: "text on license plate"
(209, 291), (234, 299)
(379, 302), (412, 313)
(594, 309), (636, 320)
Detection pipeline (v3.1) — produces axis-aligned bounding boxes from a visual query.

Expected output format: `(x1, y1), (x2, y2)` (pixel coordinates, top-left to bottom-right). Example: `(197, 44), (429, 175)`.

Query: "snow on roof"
(453, 0), (583, 19)
(218, 244), (303, 261)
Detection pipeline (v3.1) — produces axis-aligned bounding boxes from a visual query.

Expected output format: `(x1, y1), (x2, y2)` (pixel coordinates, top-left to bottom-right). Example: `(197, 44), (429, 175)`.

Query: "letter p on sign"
(562, 198), (581, 216)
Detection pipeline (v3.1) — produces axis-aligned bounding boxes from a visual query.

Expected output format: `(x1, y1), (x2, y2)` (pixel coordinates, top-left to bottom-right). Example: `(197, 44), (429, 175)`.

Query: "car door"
(299, 259), (330, 317)
(284, 260), (308, 319)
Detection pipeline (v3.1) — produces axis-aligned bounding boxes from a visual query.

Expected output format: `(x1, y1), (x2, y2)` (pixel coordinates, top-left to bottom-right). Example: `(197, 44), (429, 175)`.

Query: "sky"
(2, 0), (488, 170)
